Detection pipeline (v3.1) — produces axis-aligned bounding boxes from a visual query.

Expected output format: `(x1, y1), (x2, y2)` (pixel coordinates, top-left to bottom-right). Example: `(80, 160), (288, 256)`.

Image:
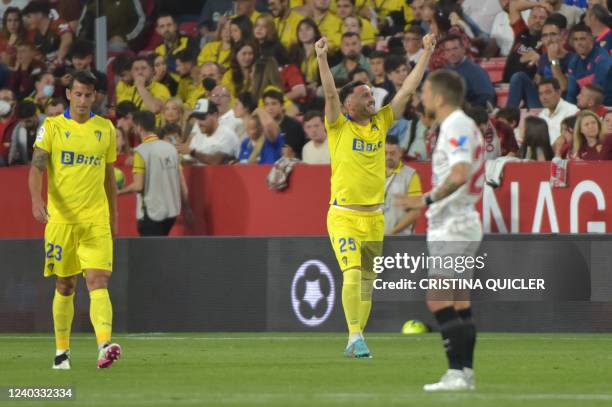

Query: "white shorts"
(427, 219), (483, 279)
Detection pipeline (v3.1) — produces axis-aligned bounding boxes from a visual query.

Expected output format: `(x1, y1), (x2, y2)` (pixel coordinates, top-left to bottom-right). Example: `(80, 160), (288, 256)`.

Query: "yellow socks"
(342, 268), (362, 335)
(89, 289), (113, 346)
(53, 290), (74, 351)
(359, 270), (376, 331)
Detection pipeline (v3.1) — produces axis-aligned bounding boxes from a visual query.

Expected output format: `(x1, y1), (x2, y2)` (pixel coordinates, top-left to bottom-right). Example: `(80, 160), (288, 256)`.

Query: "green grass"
(1, 333), (612, 406)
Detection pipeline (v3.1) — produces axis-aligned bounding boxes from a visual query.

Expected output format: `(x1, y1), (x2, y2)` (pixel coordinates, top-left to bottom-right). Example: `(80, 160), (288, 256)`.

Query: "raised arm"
(391, 34), (436, 119)
(315, 37), (342, 124)
(509, 0), (552, 25)
(254, 107), (280, 142)
(29, 148), (49, 224)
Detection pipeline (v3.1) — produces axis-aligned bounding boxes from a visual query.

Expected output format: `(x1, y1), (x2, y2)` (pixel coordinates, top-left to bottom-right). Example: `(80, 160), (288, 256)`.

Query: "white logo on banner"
(291, 260), (335, 327)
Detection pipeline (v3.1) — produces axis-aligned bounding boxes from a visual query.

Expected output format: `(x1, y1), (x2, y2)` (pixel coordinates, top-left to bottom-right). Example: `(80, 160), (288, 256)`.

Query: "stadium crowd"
(1, 0), (612, 168)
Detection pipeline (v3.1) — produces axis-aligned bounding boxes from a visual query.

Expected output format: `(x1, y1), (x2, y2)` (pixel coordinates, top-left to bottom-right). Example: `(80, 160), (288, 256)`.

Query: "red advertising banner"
(1, 161), (610, 238)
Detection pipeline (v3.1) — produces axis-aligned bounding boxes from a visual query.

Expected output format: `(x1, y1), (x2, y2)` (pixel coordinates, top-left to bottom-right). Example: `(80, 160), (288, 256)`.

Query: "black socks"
(434, 306), (477, 370)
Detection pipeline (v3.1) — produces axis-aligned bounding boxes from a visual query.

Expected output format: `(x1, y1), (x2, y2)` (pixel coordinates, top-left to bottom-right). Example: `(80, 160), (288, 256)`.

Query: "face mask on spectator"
(43, 85), (55, 97)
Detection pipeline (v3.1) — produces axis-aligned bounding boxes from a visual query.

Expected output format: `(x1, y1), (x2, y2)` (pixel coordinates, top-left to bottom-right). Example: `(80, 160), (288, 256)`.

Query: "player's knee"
(56, 277), (77, 296)
(85, 272), (109, 291)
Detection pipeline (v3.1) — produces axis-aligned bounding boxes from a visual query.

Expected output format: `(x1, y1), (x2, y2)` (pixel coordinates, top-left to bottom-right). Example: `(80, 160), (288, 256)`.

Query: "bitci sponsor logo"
(291, 260), (335, 327)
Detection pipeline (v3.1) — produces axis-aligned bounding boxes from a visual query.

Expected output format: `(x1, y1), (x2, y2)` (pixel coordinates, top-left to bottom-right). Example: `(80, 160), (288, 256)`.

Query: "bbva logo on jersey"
(61, 151), (102, 166)
(352, 138), (382, 153)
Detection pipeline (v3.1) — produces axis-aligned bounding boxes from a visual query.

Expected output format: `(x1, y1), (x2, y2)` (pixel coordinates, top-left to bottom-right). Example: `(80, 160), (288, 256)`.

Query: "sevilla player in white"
(395, 69), (485, 391)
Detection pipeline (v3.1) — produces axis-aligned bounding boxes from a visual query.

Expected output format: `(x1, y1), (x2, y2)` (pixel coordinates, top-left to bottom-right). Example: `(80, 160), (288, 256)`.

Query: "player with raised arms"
(395, 69), (485, 390)
(316, 33), (435, 358)
(29, 70), (122, 370)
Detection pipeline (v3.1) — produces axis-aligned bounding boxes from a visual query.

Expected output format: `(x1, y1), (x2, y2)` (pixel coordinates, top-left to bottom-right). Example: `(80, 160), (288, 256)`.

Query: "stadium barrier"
(1, 161), (612, 237)
(2, 235), (612, 333)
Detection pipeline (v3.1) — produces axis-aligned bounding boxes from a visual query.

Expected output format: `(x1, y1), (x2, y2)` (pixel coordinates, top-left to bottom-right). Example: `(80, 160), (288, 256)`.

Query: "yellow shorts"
(43, 223), (113, 278)
(327, 206), (384, 272)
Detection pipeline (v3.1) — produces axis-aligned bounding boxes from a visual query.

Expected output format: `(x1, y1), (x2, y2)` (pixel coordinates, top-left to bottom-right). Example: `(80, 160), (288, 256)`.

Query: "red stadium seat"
(179, 22), (199, 37)
(478, 57), (506, 84)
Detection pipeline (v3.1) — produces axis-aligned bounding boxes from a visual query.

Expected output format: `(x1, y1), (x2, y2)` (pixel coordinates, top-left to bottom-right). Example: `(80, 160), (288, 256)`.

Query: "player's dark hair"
(175, 49), (196, 65)
(156, 13), (176, 24)
(339, 80), (366, 104)
(70, 39), (95, 60)
(262, 89), (284, 104)
(68, 70), (98, 90)
(406, 25), (425, 37)
(22, 1), (50, 16)
(33, 71), (53, 84)
(495, 107), (520, 127)
(116, 101), (139, 119)
(537, 77), (561, 91)
(426, 69), (465, 108)
(384, 54), (408, 74)
(349, 67), (369, 81)
(160, 123), (183, 137)
(49, 97), (68, 108)
(386, 135), (400, 145)
(569, 23), (592, 37)
(237, 92), (257, 114)
(15, 100), (37, 119)
(303, 110), (324, 122)
(544, 13), (567, 30)
(112, 54), (133, 75)
(341, 31), (360, 42)
(132, 55), (154, 69)
(465, 105), (489, 126)
(369, 50), (386, 60)
(133, 110), (157, 133)
(440, 34), (464, 47)
(520, 116), (553, 160)
(561, 114), (577, 131)
(584, 83), (604, 105)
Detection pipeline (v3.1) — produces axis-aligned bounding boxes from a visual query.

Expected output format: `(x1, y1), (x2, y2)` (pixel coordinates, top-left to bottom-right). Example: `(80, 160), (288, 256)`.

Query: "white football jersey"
(427, 109), (485, 232)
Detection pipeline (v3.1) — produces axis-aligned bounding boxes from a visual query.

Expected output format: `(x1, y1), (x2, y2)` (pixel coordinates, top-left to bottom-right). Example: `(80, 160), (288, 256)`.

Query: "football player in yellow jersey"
(316, 33), (435, 357)
(28, 71), (122, 370)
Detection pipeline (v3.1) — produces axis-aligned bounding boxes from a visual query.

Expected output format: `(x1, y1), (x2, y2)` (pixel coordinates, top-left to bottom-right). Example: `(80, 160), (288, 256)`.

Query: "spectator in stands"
(8, 100), (38, 165)
(466, 105), (519, 159)
(155, 14), (196, 72)
(411, 0), (428, 32)
(222, 41), (258, 99)
(115, 101), (139, 148)
(8, 41), (45, 99)
(566, 24), (612, 106)
(235, 0), (261, 23)
(577, 84), (608, 117)
(604, 110), (612, 134)
(230, 15), (256, 46)
(263, 89), (306, 156)
(22, 1), (73, 65)
(180, 99), (239, 164)
(210, 84), (245, 139)
(44, 97), (66, 117)
(401, 102), (429, 161)
(331, 32), (373, 82)
(254, 14), (289, 64)
(199, 0), (233, 33)
(442, 35), (496, 108)
(537, 78), (579, 145)
(153, 54), (179, 97)
(428, 5), (472, 71)
(254, 57), (306, 108)
(440, 0), (488, 39)
(585, 4), (612, 55)
(490, 0), (518, 57)
(0, 90), (15, 166)
(238, 108), (283, 164)
(534, 14), (572, 93)
(336, 0), (377, 47)
(384, 54), (411, 95)
(197, 18), (232, 70)
(544, 0), (583, 27)
(161, 98), (186, 131)
(404, 25), (425, 65)
(571, 110), (610, 160)
(24, 71), (54, 115)
(159, 123), (184, 145)
(301, 111), (330, 164)
(175, 50), (199, 103)
(383, 135), (422, 235)
(112, 54), (134, 104)
(268, 0), (305, 50)
(115, 126), (132, 167)
(118, 56), (171, 115)
(0, 7), (26, 67)
(369, 50), (394, 94)
(0, 1), (29, 20)
(233, 91), (257, 120)
(288, 19), (322, 91)
(119, 110), (190, 237)
(495, 106), (522, 144)
(503, 0), (550, 88)
(553, 114), (576, 158)
(201, 62), (222, 85)
(349, 67), (388, 109)
(312, 0), (343, 50)
(58, 39), (107, 111)
(519, 116), (554, 160)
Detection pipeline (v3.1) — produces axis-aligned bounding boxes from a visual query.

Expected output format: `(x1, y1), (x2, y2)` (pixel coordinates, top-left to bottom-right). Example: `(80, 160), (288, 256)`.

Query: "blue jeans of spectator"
(506, 72), (542, 109)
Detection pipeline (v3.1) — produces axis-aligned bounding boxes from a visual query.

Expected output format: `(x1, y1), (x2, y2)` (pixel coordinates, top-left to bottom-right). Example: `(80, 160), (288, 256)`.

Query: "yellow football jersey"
(274, 10), (305, 50)
(116, 81), (171, 111)
(326, 104), (394, 206)
(34, 111), (117, 224)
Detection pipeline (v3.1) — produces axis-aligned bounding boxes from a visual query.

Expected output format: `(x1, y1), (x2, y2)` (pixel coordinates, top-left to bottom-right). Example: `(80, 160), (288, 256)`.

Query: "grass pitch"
(1, 332), (611, 407)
